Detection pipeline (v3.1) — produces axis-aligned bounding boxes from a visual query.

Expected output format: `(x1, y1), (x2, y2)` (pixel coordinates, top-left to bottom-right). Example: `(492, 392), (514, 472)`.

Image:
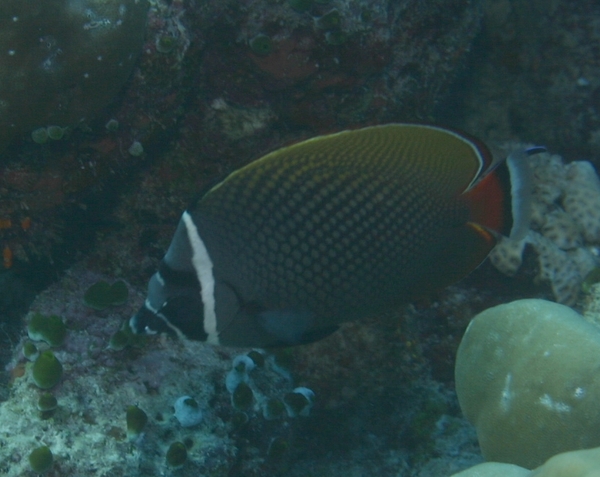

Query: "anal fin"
(413, 223), (497, 297)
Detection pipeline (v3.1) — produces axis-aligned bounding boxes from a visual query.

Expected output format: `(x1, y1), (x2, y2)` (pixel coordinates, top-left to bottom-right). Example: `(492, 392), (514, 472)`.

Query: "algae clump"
(29, 445), (53, 473)
(37, 393), (58, 412)
(267, 437), (289, 460)
(156, 35), (177, 54)
(283, 387), (315, 417)
(22, 340), (39, 361)
(126, 405), (148, 440)
(108, 329), (130, 351)
(174, 396), (203, 427)
(37, 392), (58, 419)
(46, 125), (65, 141)
(232, 382), (254, 411)
(249, 34), (274, 57)
(84, 279), (129, 310)
(32, 350), (63, 389)
(263, 398), (286, 420)
(28, 313), (66, 347)
(31, 127), (48, 144)
(582, 267), (600, 293)
(166, 441), (188, 468)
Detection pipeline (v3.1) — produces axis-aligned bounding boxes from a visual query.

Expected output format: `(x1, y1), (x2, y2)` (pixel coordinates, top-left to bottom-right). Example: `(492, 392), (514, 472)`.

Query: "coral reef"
(83, 279), (129, 310)
(211, 0), (482, 129)
(456, 299), (600, 469)
(0, 0), (195, 271)
(0, 265), (238, 476)
(0, 259), (494, 476)
(0, 0), (481, 274)
(0, 0), (596, 319)
(3, 262), (445, 476)
(454, 291), (600, 476)
(458, 0), (600, 163)
(489, 149), (600, 305)
(0, 0), (149, 152)
(3, 0), (600, 475)
(454, 445), (600, 476)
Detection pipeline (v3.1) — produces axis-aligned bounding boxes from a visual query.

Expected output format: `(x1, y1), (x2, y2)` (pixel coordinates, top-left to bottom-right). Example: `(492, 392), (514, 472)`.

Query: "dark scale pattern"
(194, 125), (487, 329)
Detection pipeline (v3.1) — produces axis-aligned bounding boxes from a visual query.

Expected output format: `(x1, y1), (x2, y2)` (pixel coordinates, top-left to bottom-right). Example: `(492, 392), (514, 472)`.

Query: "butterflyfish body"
(130, 124), (535, 347)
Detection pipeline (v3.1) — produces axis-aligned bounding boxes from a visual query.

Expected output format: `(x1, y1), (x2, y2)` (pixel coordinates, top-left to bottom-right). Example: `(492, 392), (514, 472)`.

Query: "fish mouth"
(129, 305), (160, 335)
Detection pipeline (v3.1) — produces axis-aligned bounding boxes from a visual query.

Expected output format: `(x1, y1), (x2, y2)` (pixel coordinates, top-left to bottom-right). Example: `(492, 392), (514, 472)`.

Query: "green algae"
(263, 397), (285, 420)
(31, 127), (48, 144)
(108, 329), (130, 351)
(32, 350), (63, 389)
(246, 350), (265, 367)
(249, 34), (274, 56)
(37, 393), (58, 412)
(27, 313), (66, 347)
(23, 340), (39, 361)
(126, 405), (148, 440)
(29, 445), (53, 473)
(46, 125), (65, 140)
(166, 441), (188, 467)
(231, 411), (249, 429)
(232, 382), (254, 411)
(583, 267), (600, 294)
(84, 279), (129, 310)
(156, 35), (177, 54)
(267, 437), (289, 460)
(105, 119), (119, 131)
(37, 392), (58, 419)
(283, 391), (309, 415)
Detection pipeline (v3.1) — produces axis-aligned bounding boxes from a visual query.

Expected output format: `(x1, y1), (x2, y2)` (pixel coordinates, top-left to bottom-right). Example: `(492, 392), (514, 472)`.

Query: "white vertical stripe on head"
(144, 298), (159, 314)
(181, 211), (220, 345)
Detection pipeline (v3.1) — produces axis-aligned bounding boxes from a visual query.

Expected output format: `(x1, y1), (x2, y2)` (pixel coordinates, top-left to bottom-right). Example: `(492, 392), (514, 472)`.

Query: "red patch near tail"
(462, 162), (513, 237)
